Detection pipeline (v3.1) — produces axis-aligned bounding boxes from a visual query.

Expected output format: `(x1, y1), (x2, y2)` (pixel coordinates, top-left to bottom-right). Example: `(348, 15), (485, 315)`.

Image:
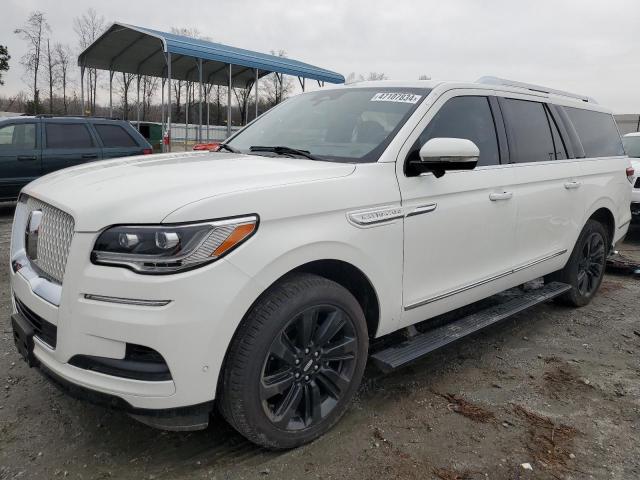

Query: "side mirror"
(407, 138), (480, 178)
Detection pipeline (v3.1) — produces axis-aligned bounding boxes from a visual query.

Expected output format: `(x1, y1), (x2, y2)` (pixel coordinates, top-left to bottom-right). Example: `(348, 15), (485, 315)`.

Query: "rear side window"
(565, 107), (624, 158)
(501, 99), (555, 163)
(0, 123), (36, 148)
(414, 96), (500, 166)
(45, 123), (94, 149)
(94, 124), (137, 147)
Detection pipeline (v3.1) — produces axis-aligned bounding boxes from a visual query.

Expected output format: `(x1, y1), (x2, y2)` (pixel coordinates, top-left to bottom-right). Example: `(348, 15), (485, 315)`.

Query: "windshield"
(623, 135), (640, 158)
(227, 87), (430, 162)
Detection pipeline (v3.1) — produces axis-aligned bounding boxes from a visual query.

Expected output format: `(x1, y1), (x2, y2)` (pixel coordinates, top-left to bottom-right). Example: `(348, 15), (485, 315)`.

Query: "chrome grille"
(25, 197), (75, 284)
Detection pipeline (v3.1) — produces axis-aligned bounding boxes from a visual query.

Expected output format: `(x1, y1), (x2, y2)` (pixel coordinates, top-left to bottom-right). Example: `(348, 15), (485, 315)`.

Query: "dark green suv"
(0, 116), (153, 201)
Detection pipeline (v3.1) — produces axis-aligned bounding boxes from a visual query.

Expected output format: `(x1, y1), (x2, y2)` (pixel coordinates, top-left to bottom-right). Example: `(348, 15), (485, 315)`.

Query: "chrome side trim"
(83, 294), (172, 307)
(347, 206), (404, 227)
(404, 249), (568, 311)
(406, 203), (437, 218)
(512, 249), (567, 273)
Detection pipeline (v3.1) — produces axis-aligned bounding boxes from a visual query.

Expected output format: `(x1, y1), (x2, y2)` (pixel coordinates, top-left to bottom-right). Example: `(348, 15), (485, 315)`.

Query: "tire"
(218, 273), (369, 449)
(547, 219), (608, 307)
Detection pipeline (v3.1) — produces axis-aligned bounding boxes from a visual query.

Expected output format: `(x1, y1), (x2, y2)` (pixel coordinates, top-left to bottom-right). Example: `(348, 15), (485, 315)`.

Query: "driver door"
(396, 90), (518, 328)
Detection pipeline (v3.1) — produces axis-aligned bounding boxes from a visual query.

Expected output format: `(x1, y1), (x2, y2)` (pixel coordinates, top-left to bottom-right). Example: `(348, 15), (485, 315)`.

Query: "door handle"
(564, 181), (581, 190)
(489, 192), (513, 201)
(81, 154), (98, 159)
(17, 155), (37, 161)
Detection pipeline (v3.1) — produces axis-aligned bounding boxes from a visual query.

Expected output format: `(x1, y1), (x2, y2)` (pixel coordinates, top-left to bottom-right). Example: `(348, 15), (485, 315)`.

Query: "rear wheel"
(547, 219), (608, 307)
(219, 273), (368, 449)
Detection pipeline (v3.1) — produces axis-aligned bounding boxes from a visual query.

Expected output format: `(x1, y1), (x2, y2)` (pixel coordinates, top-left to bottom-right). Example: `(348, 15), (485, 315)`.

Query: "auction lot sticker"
(371, 92), (422, 104)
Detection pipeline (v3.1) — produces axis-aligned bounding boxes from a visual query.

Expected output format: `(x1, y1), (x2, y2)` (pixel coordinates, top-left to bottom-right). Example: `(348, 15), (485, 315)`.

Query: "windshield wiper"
(217, 143), (239, 153)
(249, 145), (320, 160)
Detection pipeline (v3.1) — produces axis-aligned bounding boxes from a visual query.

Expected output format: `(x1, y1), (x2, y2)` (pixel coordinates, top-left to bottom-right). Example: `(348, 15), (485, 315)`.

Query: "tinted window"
(565, 107), (624, 158)
(94, 124), (137, 147)
(45, 123), (94, 149)
(414, 96), (499, 166)
(501, 99), (555, 163)
(623, 135), (640, 158)
(0, 123), (36, 148)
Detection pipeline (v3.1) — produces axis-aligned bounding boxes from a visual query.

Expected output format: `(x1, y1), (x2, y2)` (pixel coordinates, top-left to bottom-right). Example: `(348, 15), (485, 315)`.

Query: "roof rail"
(477, 76), (597, 104)
(29, 114), (120, 120)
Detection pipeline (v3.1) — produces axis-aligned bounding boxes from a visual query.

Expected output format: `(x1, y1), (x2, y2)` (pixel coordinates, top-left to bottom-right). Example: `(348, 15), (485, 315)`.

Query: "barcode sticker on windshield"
(371, 92), (422, 104)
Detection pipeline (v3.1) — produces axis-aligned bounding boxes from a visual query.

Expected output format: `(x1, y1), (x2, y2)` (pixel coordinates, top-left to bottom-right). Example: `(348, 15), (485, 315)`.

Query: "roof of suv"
(340, 78), (610, 113)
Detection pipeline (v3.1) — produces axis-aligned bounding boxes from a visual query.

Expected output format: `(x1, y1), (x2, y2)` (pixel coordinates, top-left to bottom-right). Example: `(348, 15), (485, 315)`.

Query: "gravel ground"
(0, 202), (639, 480)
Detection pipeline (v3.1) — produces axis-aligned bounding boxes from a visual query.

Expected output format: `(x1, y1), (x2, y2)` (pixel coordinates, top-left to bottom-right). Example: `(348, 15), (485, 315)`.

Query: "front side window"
(94, 124), (137, 147)
(623, 135), (640, 158)
(0, 123), (36, 148)
(565, 107), (624, 158)
(501, 99), (555, 163)
(411, 96), (500, 167)
(227, 87), (430, 163)
(45, 123), (94, 149)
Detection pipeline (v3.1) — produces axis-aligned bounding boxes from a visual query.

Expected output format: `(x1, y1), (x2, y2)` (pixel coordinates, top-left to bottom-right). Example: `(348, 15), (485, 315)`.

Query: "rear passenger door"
(42, 119), (103, 175)
(91, 122), (145, 159)
(498, 96), (584, 273)
(0, 120), (41, 200)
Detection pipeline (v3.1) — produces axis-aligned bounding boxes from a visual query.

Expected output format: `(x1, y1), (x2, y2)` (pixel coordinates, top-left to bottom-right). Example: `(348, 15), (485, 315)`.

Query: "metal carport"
(78, 23), (345, 151)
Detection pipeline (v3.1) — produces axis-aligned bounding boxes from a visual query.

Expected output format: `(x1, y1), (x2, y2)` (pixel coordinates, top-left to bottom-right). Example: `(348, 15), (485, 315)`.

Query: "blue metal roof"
(78, 23), (345, 86)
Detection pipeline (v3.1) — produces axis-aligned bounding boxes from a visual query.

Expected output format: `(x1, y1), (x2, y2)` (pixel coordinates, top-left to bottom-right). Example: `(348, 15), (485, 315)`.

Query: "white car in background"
(622, 132), (640, 220)
(9, 77), (632, 449)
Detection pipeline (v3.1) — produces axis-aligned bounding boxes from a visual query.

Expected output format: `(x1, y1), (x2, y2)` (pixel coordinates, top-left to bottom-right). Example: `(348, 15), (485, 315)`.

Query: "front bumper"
(10, 229), (260, 411)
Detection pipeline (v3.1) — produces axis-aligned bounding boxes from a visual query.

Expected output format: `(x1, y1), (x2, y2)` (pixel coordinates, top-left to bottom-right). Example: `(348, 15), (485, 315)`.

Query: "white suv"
(622, 132), (640, 219)
(9, 77), (631, 449)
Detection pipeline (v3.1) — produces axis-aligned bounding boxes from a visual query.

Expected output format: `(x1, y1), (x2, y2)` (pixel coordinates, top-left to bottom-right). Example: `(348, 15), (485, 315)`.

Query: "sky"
(2, 0), (639, 113)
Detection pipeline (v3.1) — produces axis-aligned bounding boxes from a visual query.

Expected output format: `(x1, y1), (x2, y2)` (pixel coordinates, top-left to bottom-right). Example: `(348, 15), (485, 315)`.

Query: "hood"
(23, 152), (356, 231)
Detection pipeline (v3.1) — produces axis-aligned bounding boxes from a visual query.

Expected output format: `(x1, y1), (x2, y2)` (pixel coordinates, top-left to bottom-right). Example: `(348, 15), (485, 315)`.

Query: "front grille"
(25, 197), (75, 284)
(15, 297), (57, 349)
(635, 177), (640, 189)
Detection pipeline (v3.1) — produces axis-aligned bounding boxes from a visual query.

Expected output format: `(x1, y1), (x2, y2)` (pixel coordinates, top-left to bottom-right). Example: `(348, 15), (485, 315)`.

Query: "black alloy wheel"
(260, 305), (358, 431)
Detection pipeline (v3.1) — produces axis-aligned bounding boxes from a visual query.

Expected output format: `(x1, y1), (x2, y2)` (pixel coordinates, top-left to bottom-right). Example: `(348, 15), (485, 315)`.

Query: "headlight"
(91, 215), (258, 274)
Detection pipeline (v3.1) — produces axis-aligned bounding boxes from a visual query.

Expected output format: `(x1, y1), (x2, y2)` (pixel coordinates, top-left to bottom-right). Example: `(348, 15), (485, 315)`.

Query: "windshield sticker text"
(371, 93), (422, 104)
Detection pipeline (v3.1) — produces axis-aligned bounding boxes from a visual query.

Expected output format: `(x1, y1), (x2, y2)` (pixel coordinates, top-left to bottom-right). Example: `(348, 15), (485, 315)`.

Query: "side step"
(370, 282), (571, 372)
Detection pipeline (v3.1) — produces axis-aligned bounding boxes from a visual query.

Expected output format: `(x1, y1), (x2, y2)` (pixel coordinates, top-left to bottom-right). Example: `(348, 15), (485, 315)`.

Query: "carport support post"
(166, 52), (172, 153)
(136, 74), (141, 130)
(227, 64), (232, 138)
(109, 70), (114, 118)
(198, 59), (203, 143)
(206, 85), (210, 142)
(80, 65), (85, 116)
(161, 77), (166, 152)
(255, 68), (259, 119)
(185, 82), (189, 151)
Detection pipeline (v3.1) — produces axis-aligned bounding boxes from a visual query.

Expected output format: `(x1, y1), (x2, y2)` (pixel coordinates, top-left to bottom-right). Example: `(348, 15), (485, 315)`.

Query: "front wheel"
(547, 219), (608, 307)
(218, 273), (368, 449)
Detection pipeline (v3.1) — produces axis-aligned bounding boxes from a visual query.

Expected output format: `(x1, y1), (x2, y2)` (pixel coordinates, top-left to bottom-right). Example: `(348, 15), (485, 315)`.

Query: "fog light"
(155, 231), (180, 249)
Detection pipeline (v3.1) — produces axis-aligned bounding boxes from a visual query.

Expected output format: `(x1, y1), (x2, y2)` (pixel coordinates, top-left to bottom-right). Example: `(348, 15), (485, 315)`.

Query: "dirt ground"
(1, 202), (639, 480)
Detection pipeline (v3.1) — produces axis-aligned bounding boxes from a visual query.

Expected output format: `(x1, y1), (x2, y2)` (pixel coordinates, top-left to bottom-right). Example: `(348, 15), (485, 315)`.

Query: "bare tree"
(14, 11), (50, 112)
(54, 43), (72, 114)
(345, 72), (388, 84)
(0, 45), (10, 86)
(74, 8), (105, 114)
(261, 50), (293, 107)
(44, 39), (59, 113)
(141, 75), (159, 120)
(116, 72), (135, 119)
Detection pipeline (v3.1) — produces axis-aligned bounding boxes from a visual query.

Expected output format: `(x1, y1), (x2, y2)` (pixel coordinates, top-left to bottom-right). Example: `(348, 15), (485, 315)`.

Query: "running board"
(370, 282), (571, 373)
